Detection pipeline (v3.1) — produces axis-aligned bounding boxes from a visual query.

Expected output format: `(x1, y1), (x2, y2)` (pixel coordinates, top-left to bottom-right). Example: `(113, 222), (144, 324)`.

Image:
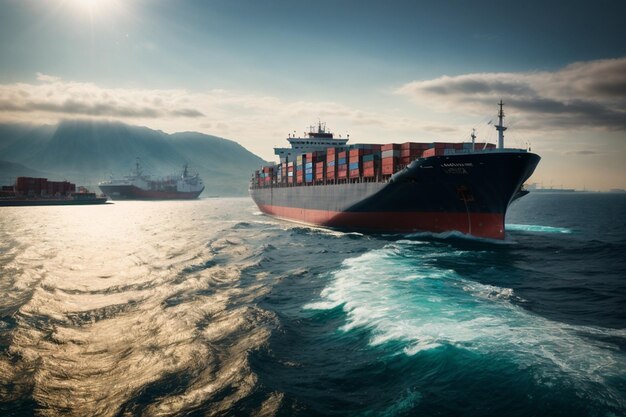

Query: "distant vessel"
(250, 101), (540, 239)
(98, 161), (204, 200)
(0, 177), (108, 206)
(527, 183), (576, 193)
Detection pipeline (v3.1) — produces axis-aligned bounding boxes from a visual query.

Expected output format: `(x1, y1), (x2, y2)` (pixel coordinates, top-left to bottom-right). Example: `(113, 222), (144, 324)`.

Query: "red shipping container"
(349, 148), (372, 157)
(400, 142), (429, 150)
(382, 164), (396, 175)
(400, 149), (423, 158)
(381, 143), (401, 151)
(423, 148), (446, 157)
(363, 167), (375, 177)
(349, 168), (361, 177)
(363, 160), (375, 169)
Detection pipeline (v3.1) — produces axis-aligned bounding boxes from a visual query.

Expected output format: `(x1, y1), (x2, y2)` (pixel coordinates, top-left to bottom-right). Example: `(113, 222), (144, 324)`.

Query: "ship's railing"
(250, 170), (398, 190)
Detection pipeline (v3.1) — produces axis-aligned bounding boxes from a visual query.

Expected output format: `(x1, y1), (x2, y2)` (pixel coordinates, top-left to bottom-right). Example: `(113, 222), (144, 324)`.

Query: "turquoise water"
(1, 193), (625, 416)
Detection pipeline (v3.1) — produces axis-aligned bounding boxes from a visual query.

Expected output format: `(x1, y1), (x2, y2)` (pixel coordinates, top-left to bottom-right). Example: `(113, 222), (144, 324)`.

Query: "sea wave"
(305, 241), (626, 408)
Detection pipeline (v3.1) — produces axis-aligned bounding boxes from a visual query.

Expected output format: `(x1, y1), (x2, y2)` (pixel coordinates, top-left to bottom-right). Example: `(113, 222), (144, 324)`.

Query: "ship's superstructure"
(250, 102), (540, 239)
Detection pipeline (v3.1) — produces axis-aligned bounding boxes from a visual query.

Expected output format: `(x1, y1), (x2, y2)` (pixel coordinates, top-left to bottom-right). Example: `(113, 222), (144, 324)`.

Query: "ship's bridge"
(274, 122), (349, 163)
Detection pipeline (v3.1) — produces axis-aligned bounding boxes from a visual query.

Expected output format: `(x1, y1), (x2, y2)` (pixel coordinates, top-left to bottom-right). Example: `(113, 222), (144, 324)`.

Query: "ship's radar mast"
(470, 128), (476, 151)
(495, 100), (507, 149)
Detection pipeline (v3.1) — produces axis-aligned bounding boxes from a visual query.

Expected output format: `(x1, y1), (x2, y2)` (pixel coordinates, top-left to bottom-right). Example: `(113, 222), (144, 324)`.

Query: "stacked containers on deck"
(423, 142), (454, 158)
(400, 142), (430, 166)
(348, 148), (364, 178)
(262, 166), (273, 186)
(281, 162), (288, 183)
(303, 152), (324, 184)
(362, 152), (380, 178)
(349, 145), (382, 179)
(287, 161), (294, 184)
(326, 147), (338, 180)
(315, 160), (325, 182)
(304, 153), (313, 183)
(337, 151), (348, 180)
(381, 144), (401, 175)
(296, 155), (304, 184)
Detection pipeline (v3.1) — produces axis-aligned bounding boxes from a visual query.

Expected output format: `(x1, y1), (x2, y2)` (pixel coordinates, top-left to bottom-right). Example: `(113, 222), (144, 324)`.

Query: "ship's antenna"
(471, 128), (476, 152)
(495, 99), (507, 149)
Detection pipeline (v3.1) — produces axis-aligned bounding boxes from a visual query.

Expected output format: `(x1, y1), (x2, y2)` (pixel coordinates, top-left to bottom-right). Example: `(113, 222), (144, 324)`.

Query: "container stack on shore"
(8, 177), (77, 197)
(253, 141), (497, 188)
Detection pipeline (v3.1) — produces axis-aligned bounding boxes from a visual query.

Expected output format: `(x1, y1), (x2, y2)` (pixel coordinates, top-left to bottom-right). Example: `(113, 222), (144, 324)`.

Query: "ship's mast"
(495, 100), (507, 149)
(135, 157), (142, 176)
(471, 128), (476, 152)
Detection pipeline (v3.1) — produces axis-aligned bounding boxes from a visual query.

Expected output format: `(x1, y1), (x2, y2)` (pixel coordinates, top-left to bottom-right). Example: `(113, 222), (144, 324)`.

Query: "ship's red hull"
(258, 203), (505, 239)
(98, 184), (202, 200)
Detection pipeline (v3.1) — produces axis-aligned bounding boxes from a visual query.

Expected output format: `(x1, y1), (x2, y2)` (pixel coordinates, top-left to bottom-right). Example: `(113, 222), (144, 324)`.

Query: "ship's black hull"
(249, 151), (540, 239)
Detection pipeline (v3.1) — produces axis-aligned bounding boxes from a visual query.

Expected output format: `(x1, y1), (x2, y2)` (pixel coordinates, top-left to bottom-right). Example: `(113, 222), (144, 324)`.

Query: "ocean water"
(0, 193), (625, 416)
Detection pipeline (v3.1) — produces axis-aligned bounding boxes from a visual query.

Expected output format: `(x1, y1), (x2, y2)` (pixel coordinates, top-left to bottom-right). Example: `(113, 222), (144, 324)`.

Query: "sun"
(67, 0), (126, 18)
(74, 0), (102, 13)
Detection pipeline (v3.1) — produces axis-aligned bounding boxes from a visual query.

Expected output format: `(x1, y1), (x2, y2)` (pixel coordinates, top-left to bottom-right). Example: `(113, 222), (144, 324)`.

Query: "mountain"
(0, 160), (55, 181)
(0, 120), (266, 196)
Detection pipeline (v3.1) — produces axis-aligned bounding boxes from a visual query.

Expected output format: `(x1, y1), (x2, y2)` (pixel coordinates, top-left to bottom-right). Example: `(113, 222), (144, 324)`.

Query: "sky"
(0, 0), (625, 190)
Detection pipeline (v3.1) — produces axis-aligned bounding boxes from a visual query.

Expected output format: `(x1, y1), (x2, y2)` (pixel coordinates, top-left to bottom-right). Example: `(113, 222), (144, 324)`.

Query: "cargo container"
(423, 148), (447, 157)
(315, 161), (325, 181)
(337, 165), (348, 179)
(381, 143), (400, 151)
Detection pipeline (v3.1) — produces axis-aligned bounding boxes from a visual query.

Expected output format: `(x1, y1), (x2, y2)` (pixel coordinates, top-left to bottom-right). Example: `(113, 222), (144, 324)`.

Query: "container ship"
(0, 177), (108, 206)
(98, 162), (204, 200)
(249, 102), (540, 239)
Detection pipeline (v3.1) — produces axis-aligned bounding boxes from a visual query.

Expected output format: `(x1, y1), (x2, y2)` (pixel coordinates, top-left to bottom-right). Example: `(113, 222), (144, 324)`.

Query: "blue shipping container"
(327, 161), (335, 167)
(338, 158), (347, 165)
(349, 162), (360, 170)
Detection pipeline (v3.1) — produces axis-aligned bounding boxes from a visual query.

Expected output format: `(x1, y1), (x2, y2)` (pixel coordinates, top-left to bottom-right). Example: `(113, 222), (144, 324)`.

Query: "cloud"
(565, 150), (601, 155)
(396, 57), (626, 132)
(0, 74), (205, 120)
(36, 72), (61, 83)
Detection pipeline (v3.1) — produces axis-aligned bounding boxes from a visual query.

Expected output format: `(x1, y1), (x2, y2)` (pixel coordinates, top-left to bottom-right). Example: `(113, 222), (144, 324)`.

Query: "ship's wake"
(305, 241), (626, 410)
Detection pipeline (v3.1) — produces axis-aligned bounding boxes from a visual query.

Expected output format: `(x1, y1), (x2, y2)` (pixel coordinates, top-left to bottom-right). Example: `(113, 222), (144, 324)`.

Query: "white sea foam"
(506, 223), (573, 234)
(305, 242), (626, 399)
